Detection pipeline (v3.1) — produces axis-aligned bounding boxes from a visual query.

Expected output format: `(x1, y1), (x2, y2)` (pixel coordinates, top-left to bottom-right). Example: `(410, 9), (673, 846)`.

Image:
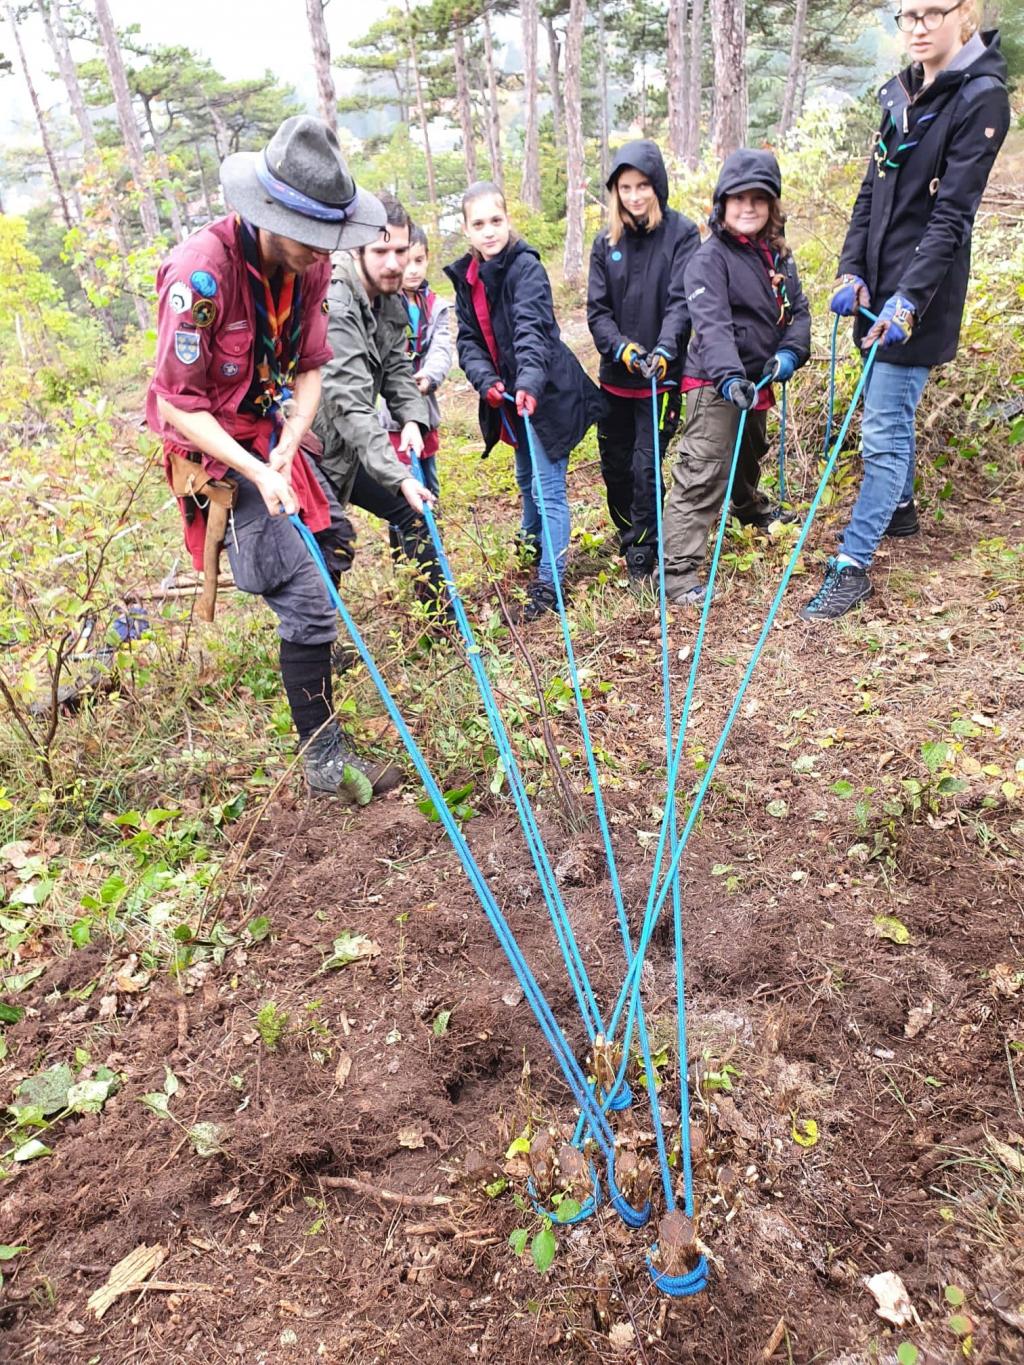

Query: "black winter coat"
(445, 239), (602, 459)
(839, 30), (1010, 368)
(683, 150), (811, 390)
(587, 139), (700, 392)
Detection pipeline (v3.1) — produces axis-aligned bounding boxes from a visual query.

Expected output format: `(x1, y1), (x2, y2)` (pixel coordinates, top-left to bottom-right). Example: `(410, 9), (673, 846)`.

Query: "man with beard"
(313, 192), (449, 617)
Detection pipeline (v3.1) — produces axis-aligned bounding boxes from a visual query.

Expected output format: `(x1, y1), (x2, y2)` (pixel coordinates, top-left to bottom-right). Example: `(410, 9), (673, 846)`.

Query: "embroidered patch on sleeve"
(985, 127), (996, 138)
(168, 281), (192, 314)
(190, 269), (218, 297)
(191, 298), (217, 328)
(174, 330), (201, 365)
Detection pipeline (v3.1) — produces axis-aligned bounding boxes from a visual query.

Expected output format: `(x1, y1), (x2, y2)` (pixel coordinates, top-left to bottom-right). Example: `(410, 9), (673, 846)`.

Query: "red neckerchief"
(465, 257), (515, 447)
(466, 256), (501, 371)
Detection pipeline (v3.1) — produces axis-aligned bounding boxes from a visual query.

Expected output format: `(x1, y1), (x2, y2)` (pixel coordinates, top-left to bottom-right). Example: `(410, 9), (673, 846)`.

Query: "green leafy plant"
(255, 1001), (289, 1051)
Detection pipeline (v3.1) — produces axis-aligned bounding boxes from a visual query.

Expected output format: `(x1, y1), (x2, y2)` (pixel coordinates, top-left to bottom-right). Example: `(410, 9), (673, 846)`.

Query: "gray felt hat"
(220, 115), (386, 251)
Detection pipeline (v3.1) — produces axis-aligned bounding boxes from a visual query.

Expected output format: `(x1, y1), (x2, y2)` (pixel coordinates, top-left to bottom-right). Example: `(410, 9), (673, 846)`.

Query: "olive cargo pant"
(662, 386), (770, 596)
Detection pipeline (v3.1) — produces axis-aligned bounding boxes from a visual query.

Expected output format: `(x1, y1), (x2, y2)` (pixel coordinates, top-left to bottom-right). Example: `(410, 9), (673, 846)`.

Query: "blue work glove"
(863, 294), (916, 349)
(763, 349), (798, 384)
(721, 377), (756, 410)
(639, 344), (674, 382)
(830, 274), (870, 317)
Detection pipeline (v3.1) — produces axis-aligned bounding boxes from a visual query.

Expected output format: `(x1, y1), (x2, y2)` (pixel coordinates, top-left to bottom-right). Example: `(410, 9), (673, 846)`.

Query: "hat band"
(255, 150), (356, 224)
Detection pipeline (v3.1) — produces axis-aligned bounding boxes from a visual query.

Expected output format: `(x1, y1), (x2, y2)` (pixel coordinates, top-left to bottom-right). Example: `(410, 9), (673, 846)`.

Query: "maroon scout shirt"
(146, 215), (333, 569)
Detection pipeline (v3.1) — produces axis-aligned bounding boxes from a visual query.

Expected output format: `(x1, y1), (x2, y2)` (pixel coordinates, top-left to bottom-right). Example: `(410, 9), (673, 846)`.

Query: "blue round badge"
(611, 250), (623, 261)
(190, 269), (217, 298)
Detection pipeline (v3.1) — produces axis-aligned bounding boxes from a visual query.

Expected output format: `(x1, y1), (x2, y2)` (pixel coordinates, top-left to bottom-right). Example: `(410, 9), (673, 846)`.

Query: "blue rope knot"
(646, 1250), (710, 1298)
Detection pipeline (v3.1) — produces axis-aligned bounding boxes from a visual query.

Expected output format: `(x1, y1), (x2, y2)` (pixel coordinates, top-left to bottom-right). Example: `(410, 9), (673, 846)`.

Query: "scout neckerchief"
(402, 286), (432, 366)
(735, 233), (793, 328)
(239, 218), (303, 424)
(873, 75), (943, 178)
(466, 257), (517, 448)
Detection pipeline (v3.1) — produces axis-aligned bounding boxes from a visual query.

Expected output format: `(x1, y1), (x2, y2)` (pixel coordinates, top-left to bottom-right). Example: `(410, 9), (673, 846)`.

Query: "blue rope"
(603, 378), (770, 1083)
(510, 401), (653, 1227)
(404, 449), (606, 1046)
(606, 344), (882, 1047)
(649, 375), (708, 1299)
(287, 513), (623, 1166)
(777, 382), (788, 505)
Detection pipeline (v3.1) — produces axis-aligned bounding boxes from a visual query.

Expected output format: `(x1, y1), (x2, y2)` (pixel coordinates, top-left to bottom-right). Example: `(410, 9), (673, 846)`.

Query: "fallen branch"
(320, 1175), (452, 1208)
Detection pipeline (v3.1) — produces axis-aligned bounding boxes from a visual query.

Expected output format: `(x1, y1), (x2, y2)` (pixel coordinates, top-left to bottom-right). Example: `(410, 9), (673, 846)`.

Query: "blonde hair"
(607, 188), (664, 248)
(959, 0), (980, 41)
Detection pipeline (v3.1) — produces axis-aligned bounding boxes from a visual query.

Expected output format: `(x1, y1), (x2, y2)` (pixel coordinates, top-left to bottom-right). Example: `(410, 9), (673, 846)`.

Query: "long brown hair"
(607, 188), (663, 248)
(762, 199), (791, 260)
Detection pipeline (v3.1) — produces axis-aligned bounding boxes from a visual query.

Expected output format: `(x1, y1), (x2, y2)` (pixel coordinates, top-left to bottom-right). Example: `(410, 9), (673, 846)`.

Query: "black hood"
(712, 148), (782, 205)
(607, 139), (669, 208)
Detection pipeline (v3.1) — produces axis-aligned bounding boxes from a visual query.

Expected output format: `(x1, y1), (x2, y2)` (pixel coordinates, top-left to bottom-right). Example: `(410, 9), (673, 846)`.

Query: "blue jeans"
(840, 359), (930, 568)
(513, 423), (570, 585)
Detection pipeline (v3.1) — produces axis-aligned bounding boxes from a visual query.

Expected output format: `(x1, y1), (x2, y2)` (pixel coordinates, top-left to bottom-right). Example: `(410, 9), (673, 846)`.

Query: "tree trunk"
(92, 0), (161, 242)
(481, 9), (504, 186)
(709, 0), (746, 161)
(404, 0), (438, 207)
(562, 0), (586, 290)
(544, 14), (563, 147)
(453, 23), (478, 183)
(520, 0), (541, 209)
(142, 96), (184, 240)
(778, 0), (808, 137)
(38, 0), (94, 152)
(595, 0), (610, 187)
(5, 2), (74, 230)
(194, 142), (216, 219)
(305, 0), (338, 133)
(666, 0), (688, 163)
(684, 0), (704, 168)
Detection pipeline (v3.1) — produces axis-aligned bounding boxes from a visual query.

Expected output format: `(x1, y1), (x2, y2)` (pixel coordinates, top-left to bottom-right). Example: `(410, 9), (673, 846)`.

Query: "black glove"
(722, 377), (756, 410)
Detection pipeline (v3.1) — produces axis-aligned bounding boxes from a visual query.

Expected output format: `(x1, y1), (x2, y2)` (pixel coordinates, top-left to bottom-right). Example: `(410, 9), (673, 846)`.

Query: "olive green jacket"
(313, 253), (429, 504)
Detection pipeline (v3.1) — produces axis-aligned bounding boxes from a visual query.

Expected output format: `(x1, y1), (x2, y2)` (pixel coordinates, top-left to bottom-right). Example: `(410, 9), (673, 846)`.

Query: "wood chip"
(87, 1243), (165, 1319)
(761, 1317), (787, 1359)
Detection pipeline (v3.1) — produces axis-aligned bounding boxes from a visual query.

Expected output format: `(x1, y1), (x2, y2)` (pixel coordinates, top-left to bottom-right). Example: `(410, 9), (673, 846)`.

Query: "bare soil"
(3, 444), (1023, 1365)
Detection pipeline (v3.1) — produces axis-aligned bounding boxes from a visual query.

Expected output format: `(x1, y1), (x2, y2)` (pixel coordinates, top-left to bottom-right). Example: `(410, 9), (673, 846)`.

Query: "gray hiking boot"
(303, 725), (403, 804)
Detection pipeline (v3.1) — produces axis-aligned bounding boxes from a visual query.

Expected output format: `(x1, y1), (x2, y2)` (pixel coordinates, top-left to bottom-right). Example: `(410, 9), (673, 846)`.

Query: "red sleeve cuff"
(297, 349), (332, 373)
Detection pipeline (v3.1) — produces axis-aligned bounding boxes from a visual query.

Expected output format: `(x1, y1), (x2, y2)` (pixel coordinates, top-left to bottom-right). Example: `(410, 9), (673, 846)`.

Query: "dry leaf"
(87, 1243), (165, 1319)
(864, 1270), (920, 1328)
(608, 1321), (635, 1351)
(989, 963), (1022, 997)
(398, 1125), (425, 1150)
(904, 999), (934, 1039)
(986, 1133), (1024, 1175)
(334, 1051), (352, 1088)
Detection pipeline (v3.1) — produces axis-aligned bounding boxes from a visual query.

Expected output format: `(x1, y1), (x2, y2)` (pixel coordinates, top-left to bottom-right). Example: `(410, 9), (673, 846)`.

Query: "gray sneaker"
(303, 725), (402, 804)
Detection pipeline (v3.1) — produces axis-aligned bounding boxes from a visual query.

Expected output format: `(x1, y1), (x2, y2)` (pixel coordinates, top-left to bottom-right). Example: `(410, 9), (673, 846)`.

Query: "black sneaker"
(303, 725), (403, 802)
(625, 547), (656, 594)
(734, 504), (798, 530)
(884, 499), (919, 538)
(510, 581), (559, 624)
(800, 558), (873, 622)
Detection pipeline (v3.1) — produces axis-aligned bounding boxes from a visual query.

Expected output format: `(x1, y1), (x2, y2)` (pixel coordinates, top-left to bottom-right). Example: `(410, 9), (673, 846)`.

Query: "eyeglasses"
(894, 0), (963, 32)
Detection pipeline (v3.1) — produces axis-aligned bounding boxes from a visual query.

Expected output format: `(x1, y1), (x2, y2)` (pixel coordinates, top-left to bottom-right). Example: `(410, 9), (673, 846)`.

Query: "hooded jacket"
(445, 238), (602, 459)
(313, 252), (430, 504)
(839, 30), (1010, 368)
(587, 139), (700, 392)
(378, 284), (453, 434)
(683, 150), (812, 390)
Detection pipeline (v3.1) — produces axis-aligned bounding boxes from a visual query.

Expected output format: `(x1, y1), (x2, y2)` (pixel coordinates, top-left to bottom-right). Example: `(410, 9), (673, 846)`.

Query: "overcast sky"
(2, 0), (389, 140)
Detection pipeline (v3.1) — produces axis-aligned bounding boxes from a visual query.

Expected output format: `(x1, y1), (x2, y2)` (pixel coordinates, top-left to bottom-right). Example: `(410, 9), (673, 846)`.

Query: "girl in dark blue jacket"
(662, 150), (811, 606)
(802, 4), (1009, 621)
(587, 140), (700, 588)
(446, 182), (601, 622)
